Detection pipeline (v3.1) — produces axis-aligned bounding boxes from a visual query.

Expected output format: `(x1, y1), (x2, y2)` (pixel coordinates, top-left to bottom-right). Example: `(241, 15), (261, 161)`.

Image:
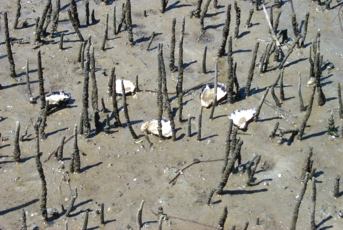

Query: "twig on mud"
(252, 94), (297, 118)
(151, 210), (217, 229)
(262, 4), (281, 47)
(169, 158), (224, 184)
(140, 77), (214, 95)
(43, 132), (77, 163)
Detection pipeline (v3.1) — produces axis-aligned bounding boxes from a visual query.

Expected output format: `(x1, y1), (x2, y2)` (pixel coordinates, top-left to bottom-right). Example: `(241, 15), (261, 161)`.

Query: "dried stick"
(21, 209), (27, 230)
(207, 188), (216, 206)
(246, 154), (261, 185)
(68, 9), (84, 41)
(82, 210), (89, 230)
(72, 125), (81, 173)
(136, 200), (145, 230)
(126, 0), (134, 46)
(146, 31), (156, 51)
(35, 0), (51, 44)
(85, 0), (90, 26)
(59, 32), (64, 50)
(14, 0), (22, 29)
(91, 10), (96, 24)
(176, 17), (185, 97)
(13, 121), (21, 162)
(117, 3), (126, 34)
(197, 107), (203, 141)
(223, 120), (233, 173)
(253, 94), (297, 118)
(273, 10), (282, 33)
(245, 9), (254, 28)
(160, 44), (168, 111)
(157, 44), (164, 139)
(121, 79), (138, 139)
(51, 0), (61, 37)
(43, 131), (76, 163)
(209, 61), (218, 119)
(70, 0), (81, 27)
(298, 73), (305, 112)
(78, 41), (84, 63)
(178, 93), (183, 123)
(202, 46), (207, 74)
(269, 6), (273, 34)
(162, 67), (176, 141)
(216, 140), (240, 195)
(65, 188), (78, 217)
(160, 0), (168, 13)
(80, 41), (91, 136)
(261, 4), (281, 47)
(200, 0), (212, 32)
(338, 83), (343, 120)
(187, 114), (192, 137)
(297, 86), (315, 141)
(271, 83), (281, 108)
(278, 36), (300, 69)
(279, 68), (285, 102)
(245, 42), (260, 97)
(157, 215), (165, 230)
(169, 18), (177, 72)
(37, 50), (46, 110)
(34, 126), (48, 221)
(90, 46), (99, 112)
(234, 1), (241, 39)
(169, 158), (223, 184)
(290, 173), (309, 230)
(4, 12), (17, 78)
(101, 13), (109, 51)
(291, 13), (299, 38)
(42, 4), (52, 36)
(190, 0), (203, 18)
(56, 136), (65, 161)
(217, 4), (231, 57)
(269, 121), (279, 138)
(218, 206), (228, 229)
(310, 177), (316, 230)
(300, 12), (310, 48)
(100, 203), (105, 224)
(254, 87), (270, 122)
(111, 68), (122, 127)
(229, 127), (238, 157)
(227, 37), (234, 104)
(39, 101), (48, 139)
(25, 60), (35, 103)
(333, 175), (340, 198)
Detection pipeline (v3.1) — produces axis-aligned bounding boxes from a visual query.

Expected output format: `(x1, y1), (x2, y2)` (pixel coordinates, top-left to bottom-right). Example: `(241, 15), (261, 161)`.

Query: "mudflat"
(1, 0), (343, 229)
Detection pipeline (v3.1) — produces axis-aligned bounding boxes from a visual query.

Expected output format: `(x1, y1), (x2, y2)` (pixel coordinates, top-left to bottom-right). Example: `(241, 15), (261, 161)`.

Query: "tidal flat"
(1, 0), (343, 229)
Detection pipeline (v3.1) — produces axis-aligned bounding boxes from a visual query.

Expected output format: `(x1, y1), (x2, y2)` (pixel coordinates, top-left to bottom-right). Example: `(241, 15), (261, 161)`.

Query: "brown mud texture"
(1, 0), (343, 229)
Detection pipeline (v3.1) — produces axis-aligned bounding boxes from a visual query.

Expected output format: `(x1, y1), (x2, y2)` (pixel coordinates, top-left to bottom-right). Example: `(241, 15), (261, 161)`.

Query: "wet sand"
(1, 0), (343, 229)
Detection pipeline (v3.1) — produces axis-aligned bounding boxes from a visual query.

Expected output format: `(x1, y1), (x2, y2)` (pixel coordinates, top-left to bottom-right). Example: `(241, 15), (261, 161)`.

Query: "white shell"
(201, 83), (227, 108)
(228, 108), (256, 129)
(140, 118), (172, 138)
(45, 91), (71, 105)
(307, 77), (315, 86)
(116, 79), (135, 95)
